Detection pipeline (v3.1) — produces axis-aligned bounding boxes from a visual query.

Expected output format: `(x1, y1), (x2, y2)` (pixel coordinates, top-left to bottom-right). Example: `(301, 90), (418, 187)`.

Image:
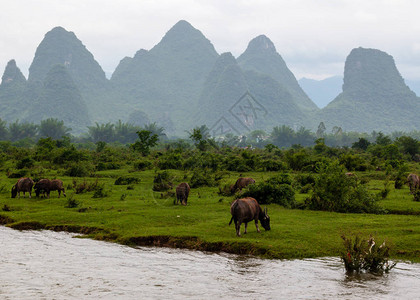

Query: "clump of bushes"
(133, 159), (153, 171)
(152, 171), (173, 191)
(16, 156), (35, 169)
(96, 162), (121, 171)
(72, 179), (99, 194)
(190, 169), (218, 188)
(242, 174), (295, 207)
(261, 159), (287, 171)
(114, 176), (141, 185)
(92, 185), (110, 198)
(64, 162), (93, 177)
(341, 234), (396, 274)
(305, 161), (384, 214)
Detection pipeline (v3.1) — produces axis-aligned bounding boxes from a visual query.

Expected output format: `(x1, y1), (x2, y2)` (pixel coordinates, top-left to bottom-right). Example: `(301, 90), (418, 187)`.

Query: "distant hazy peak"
(217, 52), (236, 64)
(160, 19), (203, 42)
(44, 26), (77, 40)
(1, 59), (26, 86)
(243, 35), (277, 54)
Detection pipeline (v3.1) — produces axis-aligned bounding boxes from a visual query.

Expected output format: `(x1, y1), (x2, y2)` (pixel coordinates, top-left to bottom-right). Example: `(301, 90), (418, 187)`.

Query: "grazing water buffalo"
(407, 173), (420, 194)
(230, 177), (256, 194)
(229, 197), (270, 236)
(176, 182), (190, 205)
(34, 179), (66, 198)
(11, 177), (34, 198)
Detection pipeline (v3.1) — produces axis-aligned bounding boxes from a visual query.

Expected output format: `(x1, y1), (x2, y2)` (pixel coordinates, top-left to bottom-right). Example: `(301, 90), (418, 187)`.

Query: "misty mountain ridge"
(0, 21), (419, 136)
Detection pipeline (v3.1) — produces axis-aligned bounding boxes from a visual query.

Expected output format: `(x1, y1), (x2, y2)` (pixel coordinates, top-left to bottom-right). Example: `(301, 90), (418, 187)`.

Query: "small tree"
(131, 130), (158, 156)
(189, 126), (209, 151)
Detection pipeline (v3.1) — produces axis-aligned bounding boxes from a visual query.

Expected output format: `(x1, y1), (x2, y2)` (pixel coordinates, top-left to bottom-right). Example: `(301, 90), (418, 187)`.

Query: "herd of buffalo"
(10, 173), (420, 237)
(11, 177), (66, 199)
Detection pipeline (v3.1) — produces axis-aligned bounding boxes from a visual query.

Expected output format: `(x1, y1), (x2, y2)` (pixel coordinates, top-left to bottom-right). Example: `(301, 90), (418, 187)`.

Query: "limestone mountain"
(196, 52), (308, 135)
(27, 26), (110, 122)
(0, 60), (28, 121)
(237, 35), (318, 112)
(317, 47), (420, 132)
(28, 26), (107, 90)
(27, 64), (90, 133)
(111, 20), (219, 134)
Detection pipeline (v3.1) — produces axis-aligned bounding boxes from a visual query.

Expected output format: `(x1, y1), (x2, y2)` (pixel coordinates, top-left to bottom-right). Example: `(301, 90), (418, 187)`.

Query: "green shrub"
(16, 157), (35, 169)
(157, 153), (183, 170)
(152, 171), (173, 191)
(341, 234), (396, 274)
(242, 174), (295, 207)
(65, 195), (80, 208)
(305, 161), (384, 213)
(64, 163), (92, 177)
(72, 179), (99, 194)
(190, 169), (217, 188)
(96, 162), (121, 171)
(92, 185), (110, 198)
(133, 159), (153, 171)
(261, 159), (287, 171)
(114, 176), (141, 185)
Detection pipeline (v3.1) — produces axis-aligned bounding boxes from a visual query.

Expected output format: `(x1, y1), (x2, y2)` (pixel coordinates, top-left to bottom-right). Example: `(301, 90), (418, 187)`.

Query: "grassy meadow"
(1, 166), (419, 262)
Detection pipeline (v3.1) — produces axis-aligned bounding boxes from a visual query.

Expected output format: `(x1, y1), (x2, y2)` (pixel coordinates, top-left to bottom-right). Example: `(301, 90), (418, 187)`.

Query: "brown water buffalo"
(229, 197), (270, 236)
(230, 177), (256, 194)
(34, 179), (66, 198)
(11, 177), (34, 198)
(407, 173), (420, 194)
(176, 182), (190, 205)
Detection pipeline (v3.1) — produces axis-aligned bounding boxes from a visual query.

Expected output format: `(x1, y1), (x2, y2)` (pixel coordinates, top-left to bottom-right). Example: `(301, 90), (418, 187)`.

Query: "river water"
(0, 226), (419, 299)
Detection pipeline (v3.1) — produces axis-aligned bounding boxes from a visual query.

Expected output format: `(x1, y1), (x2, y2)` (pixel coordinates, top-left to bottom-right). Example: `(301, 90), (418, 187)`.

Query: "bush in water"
(341, 234), (396, 274)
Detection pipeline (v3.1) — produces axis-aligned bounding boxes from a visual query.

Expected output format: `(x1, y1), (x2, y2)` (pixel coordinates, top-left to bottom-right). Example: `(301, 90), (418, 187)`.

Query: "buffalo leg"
(244, 222), (248, 234)
(255, 220), (260, 233)
(235, 221), (241, 236)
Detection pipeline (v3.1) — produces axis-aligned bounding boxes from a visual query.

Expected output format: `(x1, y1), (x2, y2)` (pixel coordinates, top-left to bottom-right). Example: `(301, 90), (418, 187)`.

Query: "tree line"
(0, 118), (419, 152)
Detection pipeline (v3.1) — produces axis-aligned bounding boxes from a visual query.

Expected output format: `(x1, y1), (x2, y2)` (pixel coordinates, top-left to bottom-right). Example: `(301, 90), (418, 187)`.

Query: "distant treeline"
(1, 118), (419, 150)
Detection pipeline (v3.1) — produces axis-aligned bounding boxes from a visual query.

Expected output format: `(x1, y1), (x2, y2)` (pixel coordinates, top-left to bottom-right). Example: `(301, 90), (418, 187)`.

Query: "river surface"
(1, 226), (419, 299)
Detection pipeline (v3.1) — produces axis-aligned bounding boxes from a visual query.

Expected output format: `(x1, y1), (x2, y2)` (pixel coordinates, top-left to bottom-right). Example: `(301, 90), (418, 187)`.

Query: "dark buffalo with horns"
(230, 177), (256, 194)
(34, 179), (66, 198)
(11, 177), (34, 198)
(176, 182), (190, 205)
(407, 173), (420, 194)
(229, 197), (270, 236)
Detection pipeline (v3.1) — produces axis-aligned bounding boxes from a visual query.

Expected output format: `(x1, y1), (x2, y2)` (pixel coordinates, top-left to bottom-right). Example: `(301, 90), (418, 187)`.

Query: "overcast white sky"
(1, 0), (420, 80)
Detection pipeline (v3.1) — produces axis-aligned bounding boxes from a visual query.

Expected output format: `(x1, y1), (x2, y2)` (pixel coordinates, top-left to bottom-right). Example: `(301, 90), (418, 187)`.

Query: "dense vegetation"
(0, 129), (419, 261)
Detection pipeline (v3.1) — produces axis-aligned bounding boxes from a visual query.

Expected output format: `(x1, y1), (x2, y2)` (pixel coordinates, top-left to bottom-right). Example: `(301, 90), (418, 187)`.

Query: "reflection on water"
(0, 226), (419, 299)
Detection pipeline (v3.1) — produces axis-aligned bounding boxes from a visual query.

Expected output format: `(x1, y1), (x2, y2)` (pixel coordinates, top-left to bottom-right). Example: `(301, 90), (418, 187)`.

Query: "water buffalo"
(176, 182), (190, 205)
(11, 177), (34, 198)
(34, 179), (66, 198)
(230, 177), (256, 194)
(229, 197), (270, 236)
(407, 173), (420, 194)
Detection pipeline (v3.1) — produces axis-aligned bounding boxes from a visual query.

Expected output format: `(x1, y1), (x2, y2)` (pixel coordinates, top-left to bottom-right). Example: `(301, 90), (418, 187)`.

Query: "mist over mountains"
(0, 20), (419, 136)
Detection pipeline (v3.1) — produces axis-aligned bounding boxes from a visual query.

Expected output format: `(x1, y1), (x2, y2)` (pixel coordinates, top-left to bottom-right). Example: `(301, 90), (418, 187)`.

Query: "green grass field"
(1, 168), (419, 262)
